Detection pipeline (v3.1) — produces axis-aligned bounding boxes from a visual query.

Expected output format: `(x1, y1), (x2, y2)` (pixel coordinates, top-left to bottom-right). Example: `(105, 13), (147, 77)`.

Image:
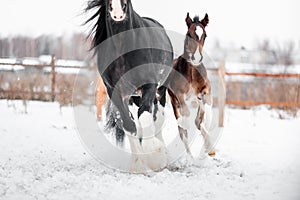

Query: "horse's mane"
(84, 0), (107, 49)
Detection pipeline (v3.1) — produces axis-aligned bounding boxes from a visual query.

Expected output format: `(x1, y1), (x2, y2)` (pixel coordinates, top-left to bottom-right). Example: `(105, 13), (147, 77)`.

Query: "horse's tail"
(106, 100), (125, 145)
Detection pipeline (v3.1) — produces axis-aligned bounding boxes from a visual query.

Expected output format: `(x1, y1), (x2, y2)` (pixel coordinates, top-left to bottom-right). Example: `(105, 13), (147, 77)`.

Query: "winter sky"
(0, 0), (299, 49)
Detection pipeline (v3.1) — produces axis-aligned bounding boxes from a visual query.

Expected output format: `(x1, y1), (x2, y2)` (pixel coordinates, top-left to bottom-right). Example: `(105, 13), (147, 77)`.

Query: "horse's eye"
(122, 3), (127, 11)
(109, 3), (113, 11)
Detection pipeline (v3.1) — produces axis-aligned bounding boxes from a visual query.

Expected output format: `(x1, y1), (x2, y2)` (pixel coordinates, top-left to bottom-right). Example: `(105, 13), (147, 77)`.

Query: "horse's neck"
(106, 9), (143, 36)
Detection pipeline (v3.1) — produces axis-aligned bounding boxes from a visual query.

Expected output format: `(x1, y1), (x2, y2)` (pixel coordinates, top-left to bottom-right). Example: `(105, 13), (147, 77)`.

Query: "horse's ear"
(185, 12), (193, 28)
(200, 13), (209, 27)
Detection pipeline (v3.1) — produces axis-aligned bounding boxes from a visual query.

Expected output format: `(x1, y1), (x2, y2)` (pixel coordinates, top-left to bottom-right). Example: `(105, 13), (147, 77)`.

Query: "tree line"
(0, 33), (92, 60)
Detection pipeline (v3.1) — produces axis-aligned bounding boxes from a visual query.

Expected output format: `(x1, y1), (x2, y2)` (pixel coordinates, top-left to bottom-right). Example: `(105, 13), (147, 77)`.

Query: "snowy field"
(0, 100), (300, 200)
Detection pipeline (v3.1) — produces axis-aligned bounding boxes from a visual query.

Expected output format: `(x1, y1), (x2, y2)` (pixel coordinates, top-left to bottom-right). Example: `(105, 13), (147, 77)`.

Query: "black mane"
(85, 0), (107, 48)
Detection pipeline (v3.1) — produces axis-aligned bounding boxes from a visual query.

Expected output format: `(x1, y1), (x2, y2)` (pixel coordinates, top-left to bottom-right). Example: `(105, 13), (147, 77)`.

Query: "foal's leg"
(169, 90), (192, 155)
(178, 126), (191, 155)
(195, 102), (214, 155)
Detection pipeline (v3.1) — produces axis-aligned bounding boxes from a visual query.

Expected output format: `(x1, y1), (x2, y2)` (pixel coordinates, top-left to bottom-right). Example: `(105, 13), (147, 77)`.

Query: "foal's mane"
(190, 14), (209, 28)
(193, 16), (200, 23)
(84, 0), (107, 49)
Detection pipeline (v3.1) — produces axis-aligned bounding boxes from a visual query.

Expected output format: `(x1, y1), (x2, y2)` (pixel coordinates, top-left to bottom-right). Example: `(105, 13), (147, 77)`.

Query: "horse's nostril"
(114, 15), (123, 19)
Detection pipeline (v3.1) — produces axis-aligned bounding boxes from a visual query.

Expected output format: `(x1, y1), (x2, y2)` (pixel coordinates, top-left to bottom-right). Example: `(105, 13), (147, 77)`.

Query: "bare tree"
(275, 40), (295, 66)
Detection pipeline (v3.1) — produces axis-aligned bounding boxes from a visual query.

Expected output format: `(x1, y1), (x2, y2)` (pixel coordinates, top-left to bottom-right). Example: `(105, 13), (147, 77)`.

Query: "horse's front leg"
(107, 88), (137, 134)
(137, 83), (157, 143)
(153, 86), (168, 143)
(157, 85), (167, 107)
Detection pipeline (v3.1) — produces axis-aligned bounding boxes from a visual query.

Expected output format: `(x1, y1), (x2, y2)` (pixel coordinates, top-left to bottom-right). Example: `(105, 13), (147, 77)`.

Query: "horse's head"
(108, 0), (129, 22)
(184, 13), (209, 64)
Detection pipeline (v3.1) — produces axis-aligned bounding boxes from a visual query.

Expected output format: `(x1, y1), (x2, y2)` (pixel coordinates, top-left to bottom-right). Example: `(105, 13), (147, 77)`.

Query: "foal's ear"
(185, 12), (193, 28)
(200, 13), (209, 27)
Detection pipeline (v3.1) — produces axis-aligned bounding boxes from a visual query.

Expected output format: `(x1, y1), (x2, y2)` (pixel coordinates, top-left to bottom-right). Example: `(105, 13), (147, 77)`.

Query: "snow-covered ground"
(0, 100), (300, 200)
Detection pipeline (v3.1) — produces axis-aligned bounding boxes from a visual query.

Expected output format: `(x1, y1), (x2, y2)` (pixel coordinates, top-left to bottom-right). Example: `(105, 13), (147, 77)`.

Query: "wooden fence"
(1, 57), (299, 121)
(0, 55), (95, 105)
(224, 71), (300, 107)
(0, 56), (300, 127)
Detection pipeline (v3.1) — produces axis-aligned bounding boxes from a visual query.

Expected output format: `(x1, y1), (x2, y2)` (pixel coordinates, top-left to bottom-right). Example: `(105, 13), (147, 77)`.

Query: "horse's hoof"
(123, 119), (137, 133)
(208, 151), (216, 157)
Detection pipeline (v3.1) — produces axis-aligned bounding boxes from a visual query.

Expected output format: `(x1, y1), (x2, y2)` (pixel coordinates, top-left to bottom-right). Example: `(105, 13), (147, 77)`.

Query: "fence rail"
(225, 72), (300, 79)
(224, 70), (300, 108)
(1, 57), (299, 110)
(0, 61), (84, 69)
(0, 55), (96, 105)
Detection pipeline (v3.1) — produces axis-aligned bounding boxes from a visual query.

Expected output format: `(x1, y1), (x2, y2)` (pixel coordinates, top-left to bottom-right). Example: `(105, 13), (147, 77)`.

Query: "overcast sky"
(0, 0), (299, 49)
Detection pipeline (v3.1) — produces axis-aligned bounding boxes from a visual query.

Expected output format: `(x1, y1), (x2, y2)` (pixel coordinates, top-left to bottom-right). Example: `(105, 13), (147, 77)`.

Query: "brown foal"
(167, 13), (215, 156)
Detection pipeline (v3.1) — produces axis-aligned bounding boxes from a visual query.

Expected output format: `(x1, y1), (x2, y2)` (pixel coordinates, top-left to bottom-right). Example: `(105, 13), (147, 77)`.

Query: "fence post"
(51, 55), (56, 102)
(218, 61), (226, 127)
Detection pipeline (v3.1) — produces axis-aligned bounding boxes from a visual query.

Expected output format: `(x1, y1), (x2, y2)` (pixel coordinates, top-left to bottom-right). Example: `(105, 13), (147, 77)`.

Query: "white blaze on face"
(110, 0), (126, 21)
(193, 26), (205, 62)
(195, 26), (204, 39)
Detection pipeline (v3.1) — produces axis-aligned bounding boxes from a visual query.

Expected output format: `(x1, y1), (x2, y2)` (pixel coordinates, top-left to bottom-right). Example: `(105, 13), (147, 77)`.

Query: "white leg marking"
(203, 103), (212, 131)
(182, 134), (191, 155)
(139, 111), (155, 138)
(126, 111), (168, 172)
(154, 104), (165, 143)
(177, 116), (192, 130)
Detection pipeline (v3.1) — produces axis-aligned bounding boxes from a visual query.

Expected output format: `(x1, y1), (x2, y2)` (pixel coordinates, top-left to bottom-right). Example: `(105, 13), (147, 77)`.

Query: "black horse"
(85, 0), (173, 143)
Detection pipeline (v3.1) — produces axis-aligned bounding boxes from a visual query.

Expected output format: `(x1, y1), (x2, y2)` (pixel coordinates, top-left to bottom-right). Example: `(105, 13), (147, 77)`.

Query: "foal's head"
(184, 13), (209, 64)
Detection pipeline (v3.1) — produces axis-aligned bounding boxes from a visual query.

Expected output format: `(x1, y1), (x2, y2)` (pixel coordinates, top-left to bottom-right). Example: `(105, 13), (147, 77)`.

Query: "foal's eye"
(109, 3), (113, 11)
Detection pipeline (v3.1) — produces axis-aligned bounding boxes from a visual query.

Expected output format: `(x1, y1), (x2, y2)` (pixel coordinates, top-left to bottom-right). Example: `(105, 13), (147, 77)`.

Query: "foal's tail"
(106, 100), (125, 145)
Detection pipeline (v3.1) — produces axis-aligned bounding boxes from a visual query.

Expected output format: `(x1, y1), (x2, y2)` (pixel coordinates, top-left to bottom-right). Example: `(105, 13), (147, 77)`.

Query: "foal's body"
(168, 13), (214, 156)
(168, 58), (213, 155)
